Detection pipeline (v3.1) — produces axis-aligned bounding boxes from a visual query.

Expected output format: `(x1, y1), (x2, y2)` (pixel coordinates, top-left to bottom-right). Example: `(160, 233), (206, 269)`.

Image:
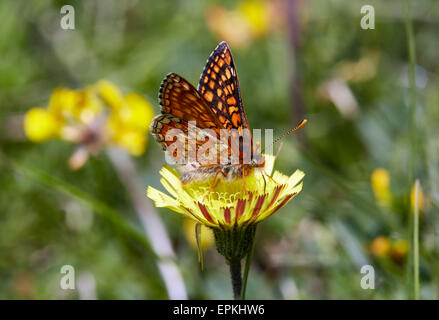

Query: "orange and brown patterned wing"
(158, 73), (224, 132)
(150, 113), (229, 167)
(150, 114), (188, 152)
(154, 73), (230, 166)
(197, 41), (250, 132)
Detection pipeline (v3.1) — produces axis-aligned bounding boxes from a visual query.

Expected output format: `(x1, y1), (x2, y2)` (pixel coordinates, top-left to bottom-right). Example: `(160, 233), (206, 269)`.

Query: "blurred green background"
(1, 0), (439, 299)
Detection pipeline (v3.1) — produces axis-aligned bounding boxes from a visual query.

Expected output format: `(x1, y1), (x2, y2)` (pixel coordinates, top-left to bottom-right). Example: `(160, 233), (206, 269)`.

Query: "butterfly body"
(179, 161), (264, 184)
(151, 42), (264, 185)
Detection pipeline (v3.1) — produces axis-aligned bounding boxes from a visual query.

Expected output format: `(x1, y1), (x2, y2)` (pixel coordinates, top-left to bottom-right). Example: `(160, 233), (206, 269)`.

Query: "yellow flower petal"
(239, 0), (270, 37)
(114, 129), (147, 156)
(121, 93), (154, 131)
(370, 236), (391, 257)
(49, 87), (102, 124)
(264, 153), (275, 175)
(48, 88), (82, 117)
(146, 186), (185, 214)
(97, 80), (123, 110)
(24, 108), (60, 142)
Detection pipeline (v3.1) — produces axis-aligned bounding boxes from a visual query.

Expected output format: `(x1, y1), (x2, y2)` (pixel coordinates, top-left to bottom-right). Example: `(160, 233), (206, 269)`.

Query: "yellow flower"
(206, 6), (251, 49)
(390, 239), (409, 263)
(369, 236), (391, 257)
(120, 93), (155, 131)
(24, 81), (155, 168)
(105, 92), (154, 156)
(48, 88), (82, 118)
(146, 154), (304, 229)
(370, 236), (409, 264)
(24, 108), (61, 142)
(97, 80), (124, 110)
(239, 0), (270, 37)
(371, 168), (392, 208)
(148, 154), (303, 267)
(410, 182), (424, 215)
(114, 129), (147, 156)
(205, 0), (272, 49)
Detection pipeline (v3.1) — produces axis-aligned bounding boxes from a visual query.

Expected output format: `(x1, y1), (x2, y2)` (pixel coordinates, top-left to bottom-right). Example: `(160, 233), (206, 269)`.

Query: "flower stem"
(403, 0), (419, 300)
(413, 180), (420, 300)
(241, 225), (257, 300)
(403, 0), (417, 183)
(213, 224), (256, 299)
(229, 260), (242, 300)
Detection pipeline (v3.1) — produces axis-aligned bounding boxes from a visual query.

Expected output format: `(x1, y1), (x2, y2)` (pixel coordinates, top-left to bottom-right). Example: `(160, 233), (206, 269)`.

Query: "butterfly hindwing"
(150, 113), (229, 168)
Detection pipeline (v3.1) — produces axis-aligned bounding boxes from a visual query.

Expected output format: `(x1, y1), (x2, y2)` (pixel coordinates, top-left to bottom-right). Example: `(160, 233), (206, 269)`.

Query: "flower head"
(24, 81), (154, 169)
(371, 168), (392, 208)
(410, 181), (424, 215)
(369, 236), (391, 257)
(205, 0), (275, 48)
(146, 154), (304, 229)
(370, 236), (409, 264)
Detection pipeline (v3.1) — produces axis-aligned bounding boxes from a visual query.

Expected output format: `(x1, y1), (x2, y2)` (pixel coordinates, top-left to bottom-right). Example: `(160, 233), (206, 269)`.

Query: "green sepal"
(212, 223), (257, 263)
(195, 223), (204, 271)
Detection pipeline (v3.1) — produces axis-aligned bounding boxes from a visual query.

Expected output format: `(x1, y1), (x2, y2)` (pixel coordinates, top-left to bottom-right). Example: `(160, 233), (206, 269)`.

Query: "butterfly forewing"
(197, 41), (250, 132)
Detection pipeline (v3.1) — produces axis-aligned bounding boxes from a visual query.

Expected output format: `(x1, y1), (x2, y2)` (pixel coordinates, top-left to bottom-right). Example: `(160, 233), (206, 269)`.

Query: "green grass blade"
(413, 180), (420, 299)
(5, 156), (160, 260)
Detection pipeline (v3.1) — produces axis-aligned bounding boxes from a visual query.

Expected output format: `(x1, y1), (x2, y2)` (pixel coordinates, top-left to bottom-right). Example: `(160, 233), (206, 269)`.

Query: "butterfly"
(150, 41), (265, 189)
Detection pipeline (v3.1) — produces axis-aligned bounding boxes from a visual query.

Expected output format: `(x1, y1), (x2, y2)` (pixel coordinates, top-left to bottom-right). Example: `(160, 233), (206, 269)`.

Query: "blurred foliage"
(1, 0), (439, 299)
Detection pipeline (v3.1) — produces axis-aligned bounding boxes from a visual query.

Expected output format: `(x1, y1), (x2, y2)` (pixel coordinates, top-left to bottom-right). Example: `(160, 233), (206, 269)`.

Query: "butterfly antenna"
(275, 141), (284, 158)
(261, 119), (308, 154)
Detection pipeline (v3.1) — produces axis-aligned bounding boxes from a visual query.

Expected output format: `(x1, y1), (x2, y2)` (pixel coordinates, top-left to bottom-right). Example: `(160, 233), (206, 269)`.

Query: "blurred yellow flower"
(113, 129), (147, 156)
(183, 219), (214, 249)
(206, 0), (273, 48)
(390, 239), (409, 264)
(24, 81), (154, 168)
(370, 236), (409, 264)
(24, 108), (61, 142)
(48, 88), (82, 117)
(97, 80), (124, 110)
(121, 93), (155, 130)
(371, 168), (392, 208)
(410, 181), (424, 215)
(49, 87), (103, 124)
(239, 0), (270, 37)
(369, 236), (391, 257)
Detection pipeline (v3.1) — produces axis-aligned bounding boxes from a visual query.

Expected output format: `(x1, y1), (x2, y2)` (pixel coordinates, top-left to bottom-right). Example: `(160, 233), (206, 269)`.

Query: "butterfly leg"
(263, 170), (279, 184)
(241, 167), (248, 193)
(261, 173), (267, 194)
(202, 168), (227, 201)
